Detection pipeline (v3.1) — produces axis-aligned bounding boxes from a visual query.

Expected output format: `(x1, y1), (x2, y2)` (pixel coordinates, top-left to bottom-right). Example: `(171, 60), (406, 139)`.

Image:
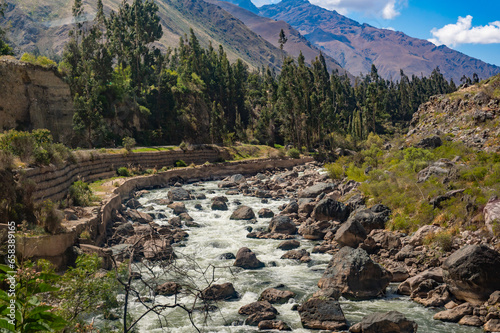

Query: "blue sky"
(253, 0), (500, 67)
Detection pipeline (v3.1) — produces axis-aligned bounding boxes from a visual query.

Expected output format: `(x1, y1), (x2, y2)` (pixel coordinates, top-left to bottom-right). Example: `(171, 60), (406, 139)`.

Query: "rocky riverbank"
(101, 161), (500, 332)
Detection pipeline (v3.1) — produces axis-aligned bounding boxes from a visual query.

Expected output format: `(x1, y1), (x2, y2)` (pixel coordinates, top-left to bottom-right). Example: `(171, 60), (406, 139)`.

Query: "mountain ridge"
(258, 0), (500, 81)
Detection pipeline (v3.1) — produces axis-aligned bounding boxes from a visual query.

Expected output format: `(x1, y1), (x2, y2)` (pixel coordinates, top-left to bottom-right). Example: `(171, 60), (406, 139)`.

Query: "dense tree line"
(61, 0), (457, 149)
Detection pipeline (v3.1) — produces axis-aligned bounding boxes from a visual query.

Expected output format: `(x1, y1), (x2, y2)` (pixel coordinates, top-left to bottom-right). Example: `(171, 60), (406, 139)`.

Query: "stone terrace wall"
(19, 146), (227, 203)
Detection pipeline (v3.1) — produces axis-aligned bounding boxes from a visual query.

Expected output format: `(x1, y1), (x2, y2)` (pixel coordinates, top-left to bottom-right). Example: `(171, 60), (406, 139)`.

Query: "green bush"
(287, 148), (300, 159)
(460, 166), (488, 182)
(122, 136), (136, 152)
(69, 180), (95, 206)
(117, 167), (131, 177)
(175, 159), (187, 167)
(325, 163), (344, 180)
(35, 200), (63, 234)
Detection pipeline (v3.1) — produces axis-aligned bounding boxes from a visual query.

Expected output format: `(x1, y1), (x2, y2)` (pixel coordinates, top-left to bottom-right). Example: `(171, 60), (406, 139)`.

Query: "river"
(124, 175), (482, 333)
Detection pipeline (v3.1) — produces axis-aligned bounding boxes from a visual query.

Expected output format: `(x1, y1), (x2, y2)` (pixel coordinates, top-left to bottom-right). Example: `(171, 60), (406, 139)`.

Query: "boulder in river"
(245, 312), (276, 326)
(167, 187), (191, 201)
(277, 240), (300, 250)
(258, 320), (291, 331)
(168, 202), (187, 215)
(230, 205), (256, 220)
(297, 297), (348, 331)
(155, 282), (181, 296)
(318, 246), (392, 300)
(127, 209), (153, 224)
(312, 198), (350, 222)
(258, 208), (275, 218)
(233, 247), (265, 269)
(433, 302), (473, 322)
(334, 218), (367, 248)
(269, 216), (297, 235)
(201, 283), (238, 300)
(211, 200), (228, 211)
(259, 288), (295, 304)
(442, 245), (500, 305)
(238, 301), (278, 315)
(347, 204), (391, 233)
(298, 183), (335, 198)
(350, 311), (418, 333)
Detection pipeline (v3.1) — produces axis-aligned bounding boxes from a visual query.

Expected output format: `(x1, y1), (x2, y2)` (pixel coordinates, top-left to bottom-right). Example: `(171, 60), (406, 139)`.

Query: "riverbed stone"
(142, 238), (175, 261)
(351, 311), (418, 333)
(258, 208), (274, 218)
(442, 244), (500, 305)
(155, 282), (181, 296)
(230, 205), (256, 220)
(433, 302), (473, 322)
(277, 240), (300, 250)
(397, 267), (443, 296)
(259, 288), (295, 304)
(297, 297), (348, 331)
(245, 312), (276, 326)
(334, 218), (367, 247)
(484, 319), (500, 332)
(238, 301), (278, 315)
(347, 204), (391, 233)
(258, 320), (292, 331)
(298, 219), (334, 240)
(312, 198), (350, 222)
(281, 201), (299, 214)
(126, 198), (142, 209)
(234, 247), (265, 269)
(269, 216), (297, 235)
(218, 252), (236, 260)
(167, 187), (191, 201)
(201, 283), (238, 301)
(458, 315), (484, 327)
(318, 246), (392, 300)
(280, 249), (310, 261)
(211, 200), (228, 211)
(127, 209), (153, 224)
(168, 202), (187, 215)
(298, 183), (335, 198)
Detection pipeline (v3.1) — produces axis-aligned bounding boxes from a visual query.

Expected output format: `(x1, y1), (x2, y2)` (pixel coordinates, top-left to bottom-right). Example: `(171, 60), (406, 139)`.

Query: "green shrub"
(175, 159), (187, 167)
(460, 166), (488, 182)
(122, 136), (136, 152)
(345, 163), (367, 182)
(287, 148), (300, 159)
(325, 163), (344, 180)
(273, 144), (284, 149)
(117, 167), (131, 177)
(425, 230), (453, 252)
(35, 200), (63, 234)
(20, 53), (58, 68)
(69, 180), (95, 206)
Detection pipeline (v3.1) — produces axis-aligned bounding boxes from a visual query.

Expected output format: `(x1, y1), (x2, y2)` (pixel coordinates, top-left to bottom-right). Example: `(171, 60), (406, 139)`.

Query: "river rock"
(258, 208), (274, 218)
(281, 201), (299, 214)
(245, 312), (276, 326)
(409, 224), (443, 246)
(167, 187), (191, 201)
(458, 315), (484, 327)
(277, 240), (300, 250)
(218, 252), (236, 260)
(433, 302), (473, 322)
(318, 246), (392, 300)
(348, 204), (391, 233)
(258, 320), (291, 331)
(126, 198), (142, 209)
(312, 198), (350, 222)
(298, 219), (334, 240)
(155, 282), (181, 296)
(229, 174), (246, 184)
(142, 238), (175, 261)
(298, 183), (335, 198)
(281, 249), (310, 261)
(201, 283), (238, 300)
(334, 218), (367, 247)
(269, 216), (297, 235)
(350, 311), (418, 333)
(218, 181), (237, 188)
(238, 301), (278, 315)
(127, 209), (153, 224)
(230, 205), (256, 220)
(362, 229), (402, 254)
(168, 202), (187, 215)
(259, 288), (295, 304)
(168, 216), (182, 227)
(297, 297), (348, 331)
(211, 200), (228, 211)
(442, 245), (500, 305)
(211, 195), (228, 202)
(234, 247), (265, 269)
(484, 319), (500, 332)
(397, 267), (443, 296)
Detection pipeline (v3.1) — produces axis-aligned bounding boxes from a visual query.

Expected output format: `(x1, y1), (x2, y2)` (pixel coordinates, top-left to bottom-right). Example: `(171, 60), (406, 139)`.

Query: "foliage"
(287, 147), (300, 159)
(20, 53), (58, 68)
(175, 159), (187, 167)
(69, 180), (96, 206)
(122, 136), (136, 152)
(0, 262), (67, 332)
(34, 200), (63, 234)
(324, 162), (344, 180)
(117, 167), (131, 177)
(0, 4), (13, 56)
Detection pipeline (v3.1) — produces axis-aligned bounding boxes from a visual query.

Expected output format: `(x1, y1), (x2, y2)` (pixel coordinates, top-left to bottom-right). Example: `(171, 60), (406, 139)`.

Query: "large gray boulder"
(269, 216), (297, 235)
(201, 283), (237, 300)
(350, 311), (418, 333)
(442, 245), (500, 305)
(312, 198), (350, 222)
(334, 218), (367, 248)
(298, 183), (335, 198)
(259, 288), (295, 304)
(297, 297), (348, 331)
(167, 187), (191, 201)
(230, 205), (256, 220)
(318, 247), (392, 300)
(348, 204), (391, 233)
(234, 247), (265, 269)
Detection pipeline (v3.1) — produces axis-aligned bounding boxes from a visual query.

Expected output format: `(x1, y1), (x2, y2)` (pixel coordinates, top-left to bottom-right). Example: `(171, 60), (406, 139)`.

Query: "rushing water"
(123, 177), (482, 333)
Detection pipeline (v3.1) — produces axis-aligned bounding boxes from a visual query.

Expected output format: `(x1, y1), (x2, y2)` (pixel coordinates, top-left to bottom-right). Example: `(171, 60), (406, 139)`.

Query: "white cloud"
(308, 0), (406, 19)
(430, 15), (500, 47)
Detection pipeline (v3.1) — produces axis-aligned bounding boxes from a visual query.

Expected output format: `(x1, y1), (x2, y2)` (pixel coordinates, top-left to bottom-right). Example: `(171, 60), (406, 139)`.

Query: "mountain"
(219, 0), (259, 13)
(259, 0), (500, 82)
(207, 0), (350, 76)
(1, 0), (288, 71)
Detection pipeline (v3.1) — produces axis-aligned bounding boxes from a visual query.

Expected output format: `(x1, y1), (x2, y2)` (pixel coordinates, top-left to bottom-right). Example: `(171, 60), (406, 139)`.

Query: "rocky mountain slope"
(1, 0), (286, 71)
(206, 0), (350, 76)
(259, 0), (500, 82)
(406, 75), (500, 152)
